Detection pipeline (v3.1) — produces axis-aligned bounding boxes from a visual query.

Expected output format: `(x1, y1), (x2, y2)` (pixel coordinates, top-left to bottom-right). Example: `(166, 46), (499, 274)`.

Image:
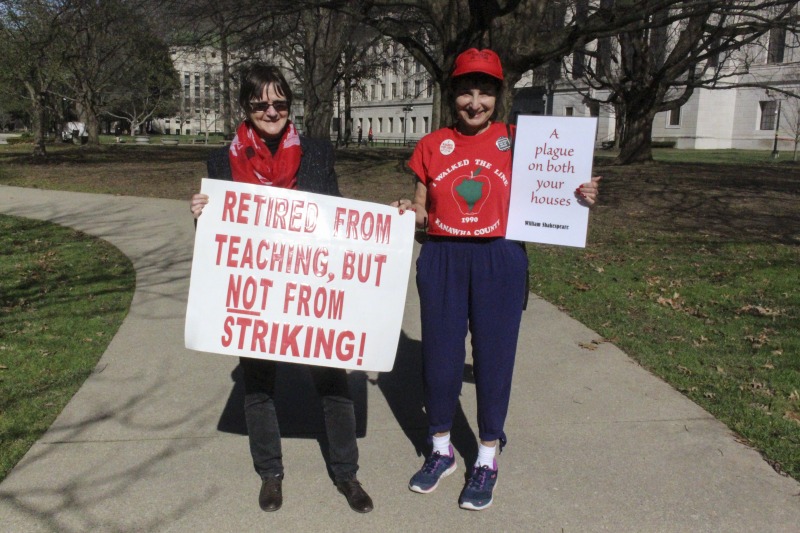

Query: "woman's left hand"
(575, 176), (602, 207)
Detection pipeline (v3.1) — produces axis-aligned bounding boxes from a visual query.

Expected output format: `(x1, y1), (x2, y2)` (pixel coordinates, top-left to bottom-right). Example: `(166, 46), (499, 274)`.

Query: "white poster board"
(506, 115), (597, 247)
(185, 179), (416, 372)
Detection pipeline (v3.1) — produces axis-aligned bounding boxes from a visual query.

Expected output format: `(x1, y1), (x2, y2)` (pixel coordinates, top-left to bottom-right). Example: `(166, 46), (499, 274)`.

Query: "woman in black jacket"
(190, 64), (372, 514)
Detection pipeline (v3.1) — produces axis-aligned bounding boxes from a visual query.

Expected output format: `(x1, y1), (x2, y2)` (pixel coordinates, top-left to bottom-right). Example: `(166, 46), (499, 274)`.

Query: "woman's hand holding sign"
(574, 175), (602, 207)
(190, 193), (209, 219)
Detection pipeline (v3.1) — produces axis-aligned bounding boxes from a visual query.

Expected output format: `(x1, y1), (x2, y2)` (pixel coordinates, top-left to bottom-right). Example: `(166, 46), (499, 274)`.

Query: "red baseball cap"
(452, 48), (504, 80)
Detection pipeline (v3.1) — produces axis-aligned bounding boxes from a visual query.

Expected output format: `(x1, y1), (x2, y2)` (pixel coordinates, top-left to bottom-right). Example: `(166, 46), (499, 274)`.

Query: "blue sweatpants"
(416, 237), (528, 445)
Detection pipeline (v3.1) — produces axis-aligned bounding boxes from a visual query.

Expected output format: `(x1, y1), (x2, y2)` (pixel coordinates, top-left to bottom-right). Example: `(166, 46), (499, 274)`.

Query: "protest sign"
(185, 179), (415, 372)
(506, 115), (597, 247)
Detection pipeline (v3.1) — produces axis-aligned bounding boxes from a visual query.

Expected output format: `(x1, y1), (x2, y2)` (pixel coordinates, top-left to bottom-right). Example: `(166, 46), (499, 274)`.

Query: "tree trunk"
(431, 80), (442, 131)
(615, 105), (657, 164)
(303, 77), (335, 140)
(31, 91), (47, 158)
(300, 7), (353, 140)
(220, 33), (233, 136)
(84, 105), (101, 145)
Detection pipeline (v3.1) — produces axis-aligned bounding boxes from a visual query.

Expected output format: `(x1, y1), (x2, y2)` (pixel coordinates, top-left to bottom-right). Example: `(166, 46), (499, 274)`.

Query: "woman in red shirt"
(394, 49), (600, 510)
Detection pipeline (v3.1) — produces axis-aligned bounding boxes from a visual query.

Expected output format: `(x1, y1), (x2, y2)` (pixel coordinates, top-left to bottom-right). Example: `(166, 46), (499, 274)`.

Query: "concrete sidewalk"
(0, 185), (798, 532)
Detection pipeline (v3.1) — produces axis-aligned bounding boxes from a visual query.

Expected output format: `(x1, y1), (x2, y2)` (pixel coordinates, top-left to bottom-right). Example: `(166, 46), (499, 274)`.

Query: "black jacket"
(206, 136), (341, 197)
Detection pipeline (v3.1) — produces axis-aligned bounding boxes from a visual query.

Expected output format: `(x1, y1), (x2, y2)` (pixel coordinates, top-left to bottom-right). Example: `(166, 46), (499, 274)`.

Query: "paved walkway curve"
(1, 185), (798, 532)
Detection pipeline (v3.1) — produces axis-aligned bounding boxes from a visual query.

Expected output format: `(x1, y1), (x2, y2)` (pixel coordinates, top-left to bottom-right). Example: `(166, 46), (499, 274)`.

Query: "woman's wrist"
(415, 211), (428, 230)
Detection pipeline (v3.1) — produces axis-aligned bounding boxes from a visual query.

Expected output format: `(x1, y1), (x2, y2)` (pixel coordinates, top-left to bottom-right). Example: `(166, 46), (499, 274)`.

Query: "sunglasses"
(249, 100), (289, 113)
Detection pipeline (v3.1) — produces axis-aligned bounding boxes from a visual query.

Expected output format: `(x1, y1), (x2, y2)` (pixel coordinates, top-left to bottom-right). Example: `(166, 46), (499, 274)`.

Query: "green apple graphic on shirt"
(452, 166), (491, 215)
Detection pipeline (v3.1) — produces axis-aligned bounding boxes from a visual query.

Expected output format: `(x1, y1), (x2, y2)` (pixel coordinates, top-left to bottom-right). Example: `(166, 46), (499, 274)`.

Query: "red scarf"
(228, 120), (302, 189)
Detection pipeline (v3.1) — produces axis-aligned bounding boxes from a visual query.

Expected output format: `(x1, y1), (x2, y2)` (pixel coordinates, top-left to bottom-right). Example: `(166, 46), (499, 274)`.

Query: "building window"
(411, 117), (417, 134)
(415, 80), (421, 97)
(667, 107), (681, 127)
(423, 116), (429, 133)
(378, 118), (383, 133)
(760, 100), (778, 130)
(381, 84), (386, 100)
(391, 83), (397, 99)
(183, 73), (190, 98)
(565, 106), (574, 117)
(402, 81), (408, 98)
(768, 28), (786, 64)
(371, 85), (377, 100)
(426, 79), (433, 98)
(389, 117), (394, 133)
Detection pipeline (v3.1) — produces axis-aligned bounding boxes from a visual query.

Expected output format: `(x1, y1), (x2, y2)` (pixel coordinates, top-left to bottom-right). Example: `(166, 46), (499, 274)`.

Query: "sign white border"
(185, 179), (415, 372)
(506, 115), (597, 247)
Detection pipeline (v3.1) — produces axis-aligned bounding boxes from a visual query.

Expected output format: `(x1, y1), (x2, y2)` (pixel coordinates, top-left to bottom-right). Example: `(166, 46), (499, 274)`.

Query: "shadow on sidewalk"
(215, 330), (479, 472)
(374, 331), (479, 463)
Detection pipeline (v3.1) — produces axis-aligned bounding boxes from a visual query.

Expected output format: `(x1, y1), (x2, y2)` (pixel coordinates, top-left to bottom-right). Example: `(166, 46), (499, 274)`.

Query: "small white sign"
(185, 179), (416, 372)
(506, 115), (597, 247)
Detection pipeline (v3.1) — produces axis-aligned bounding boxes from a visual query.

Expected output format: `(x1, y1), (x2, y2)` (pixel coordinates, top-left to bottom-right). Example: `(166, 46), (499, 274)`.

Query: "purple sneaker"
(458, 461), (498, 510)
(408, 445), (457, 493)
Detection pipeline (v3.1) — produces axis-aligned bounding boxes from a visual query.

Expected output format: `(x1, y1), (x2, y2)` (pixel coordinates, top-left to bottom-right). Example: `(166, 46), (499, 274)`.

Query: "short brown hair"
(238, 64), (293, 112)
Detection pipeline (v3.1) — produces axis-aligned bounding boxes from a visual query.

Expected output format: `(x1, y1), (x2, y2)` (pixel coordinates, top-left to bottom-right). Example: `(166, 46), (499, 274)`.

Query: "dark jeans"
(240, 357), (359, 483)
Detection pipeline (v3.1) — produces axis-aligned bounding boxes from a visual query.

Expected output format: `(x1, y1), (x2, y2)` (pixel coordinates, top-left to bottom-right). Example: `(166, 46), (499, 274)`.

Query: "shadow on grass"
(593, 160), (800, 245)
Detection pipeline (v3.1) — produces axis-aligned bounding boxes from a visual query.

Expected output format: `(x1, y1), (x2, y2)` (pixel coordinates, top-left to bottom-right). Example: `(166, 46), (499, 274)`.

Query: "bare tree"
(102, 40), (179, 137)
(165, 0), (295, 136)
(0, 0), (68, 157)
(569, 0), (800, 164)
(54, 0), (178, 145)
(313, 0), (690, 131)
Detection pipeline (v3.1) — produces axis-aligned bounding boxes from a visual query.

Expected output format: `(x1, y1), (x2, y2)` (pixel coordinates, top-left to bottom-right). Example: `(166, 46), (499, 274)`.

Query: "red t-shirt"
(408, 122), (514, 238)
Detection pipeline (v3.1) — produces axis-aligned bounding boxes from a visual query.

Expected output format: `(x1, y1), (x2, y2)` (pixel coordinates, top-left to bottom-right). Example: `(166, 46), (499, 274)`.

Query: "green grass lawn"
(0, 215), (135, 480)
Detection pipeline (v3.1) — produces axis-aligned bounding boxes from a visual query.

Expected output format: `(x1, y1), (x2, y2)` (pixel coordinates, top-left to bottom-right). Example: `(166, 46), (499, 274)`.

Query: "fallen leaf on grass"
(571, 281), (591, 291)
(789, 390), (799, 401)
(744, 329), (772, 349)
(693, 336), (709, 346)
(657, 292), (683, 310)
(677, 365), (692, 375)
(783, 411), (800, 426)
(737, 305), (782, 317)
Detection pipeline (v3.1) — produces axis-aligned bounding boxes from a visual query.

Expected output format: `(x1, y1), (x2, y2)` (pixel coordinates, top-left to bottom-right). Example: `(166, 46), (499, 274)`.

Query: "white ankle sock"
(475, 443), (496, 468)
(432, 434), (451, 456)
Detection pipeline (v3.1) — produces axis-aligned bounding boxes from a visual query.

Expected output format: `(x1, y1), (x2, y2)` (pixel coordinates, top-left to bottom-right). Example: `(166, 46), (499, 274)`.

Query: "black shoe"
(258, 476), (282, 512)
(336, 479), (374, 513)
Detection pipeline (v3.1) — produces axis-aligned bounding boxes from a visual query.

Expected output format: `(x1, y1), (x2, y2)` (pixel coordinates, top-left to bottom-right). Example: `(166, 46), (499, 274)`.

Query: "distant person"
(367, 127), (373, 145)
(392, 48), (600, 510)
(189, 63), (373, 514)
(357, 126), (363, 146)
